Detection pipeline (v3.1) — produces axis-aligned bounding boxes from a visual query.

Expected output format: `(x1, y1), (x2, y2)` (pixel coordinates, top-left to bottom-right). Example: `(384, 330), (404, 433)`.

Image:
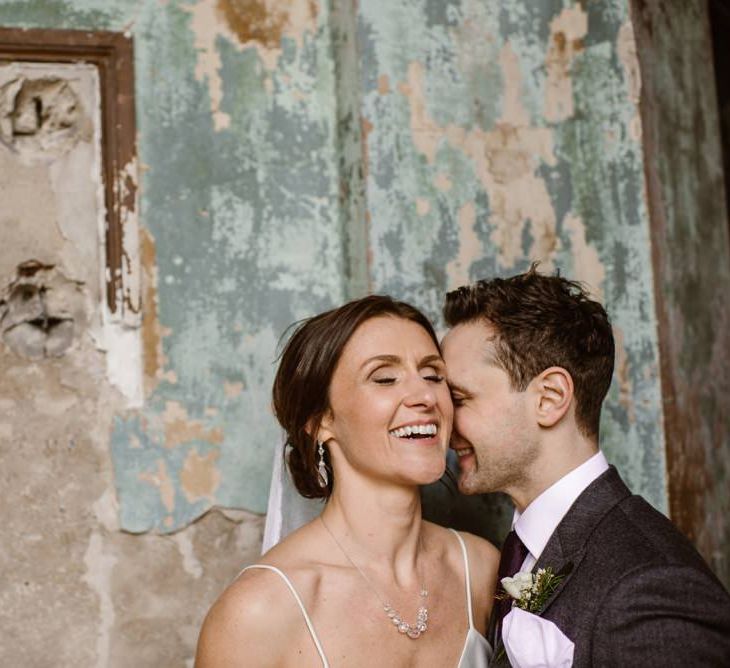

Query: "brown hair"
(272, 295), (440, 499)
(443, 265), (614, 439)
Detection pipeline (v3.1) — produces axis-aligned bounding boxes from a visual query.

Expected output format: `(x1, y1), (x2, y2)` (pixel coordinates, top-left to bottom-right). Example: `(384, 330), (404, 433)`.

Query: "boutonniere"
(498, 567), (565, 613)
(493, 568), (573, 666)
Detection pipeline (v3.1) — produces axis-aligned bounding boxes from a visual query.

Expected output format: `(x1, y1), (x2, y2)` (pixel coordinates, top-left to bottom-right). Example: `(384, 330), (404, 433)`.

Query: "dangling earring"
(317, 440), (328, 488)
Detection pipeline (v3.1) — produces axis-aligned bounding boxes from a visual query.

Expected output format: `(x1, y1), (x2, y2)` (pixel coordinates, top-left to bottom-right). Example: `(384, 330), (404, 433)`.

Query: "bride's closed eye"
(372, 374), (443, 384)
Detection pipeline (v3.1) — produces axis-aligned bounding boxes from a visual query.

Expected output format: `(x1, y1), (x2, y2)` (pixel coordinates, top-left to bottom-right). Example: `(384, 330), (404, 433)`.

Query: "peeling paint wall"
(356, 0), (664, 525)
(630, 0), (730, 586)
(112, 0), (353, 534)
(0, 0), (727, 665)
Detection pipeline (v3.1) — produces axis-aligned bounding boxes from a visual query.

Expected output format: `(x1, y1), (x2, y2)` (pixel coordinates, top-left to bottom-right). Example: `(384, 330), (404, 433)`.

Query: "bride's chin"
(409, 460), (447, 486)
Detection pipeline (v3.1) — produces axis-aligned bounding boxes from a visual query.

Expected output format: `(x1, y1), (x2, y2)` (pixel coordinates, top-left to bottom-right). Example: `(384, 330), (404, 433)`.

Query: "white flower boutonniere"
(499, 567), (565, 613)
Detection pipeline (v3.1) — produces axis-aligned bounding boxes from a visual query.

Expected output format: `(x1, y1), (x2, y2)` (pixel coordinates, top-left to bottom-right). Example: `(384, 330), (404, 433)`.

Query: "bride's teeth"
(389, 424), (438, 438)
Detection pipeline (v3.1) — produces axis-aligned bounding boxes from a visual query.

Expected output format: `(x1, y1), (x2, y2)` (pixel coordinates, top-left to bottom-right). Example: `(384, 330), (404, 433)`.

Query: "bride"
(195, 295), (499, 667)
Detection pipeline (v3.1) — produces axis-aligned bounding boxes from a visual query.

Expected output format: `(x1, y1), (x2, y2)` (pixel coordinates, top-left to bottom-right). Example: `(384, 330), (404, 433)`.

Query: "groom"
(441, 267), (730, 666)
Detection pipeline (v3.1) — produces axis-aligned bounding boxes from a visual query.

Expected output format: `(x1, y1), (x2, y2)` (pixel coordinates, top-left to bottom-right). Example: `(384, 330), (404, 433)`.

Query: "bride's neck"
(320, 479), (423, 575)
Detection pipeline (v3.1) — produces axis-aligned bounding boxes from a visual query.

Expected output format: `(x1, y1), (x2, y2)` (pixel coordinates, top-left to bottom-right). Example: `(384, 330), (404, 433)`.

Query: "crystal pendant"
(317, 462), (328, 487)
(382, 602), (429, 639)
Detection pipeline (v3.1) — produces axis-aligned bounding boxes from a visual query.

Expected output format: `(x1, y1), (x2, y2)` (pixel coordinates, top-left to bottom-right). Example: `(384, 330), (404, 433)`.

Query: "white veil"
(261, 443), (325, 553)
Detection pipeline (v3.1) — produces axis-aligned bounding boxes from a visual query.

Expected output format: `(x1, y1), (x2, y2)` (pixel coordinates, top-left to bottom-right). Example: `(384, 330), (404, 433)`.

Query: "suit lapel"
(489, 466), (632, 654)
(531, 533), (583, 617)
(532, 466), (631, 617)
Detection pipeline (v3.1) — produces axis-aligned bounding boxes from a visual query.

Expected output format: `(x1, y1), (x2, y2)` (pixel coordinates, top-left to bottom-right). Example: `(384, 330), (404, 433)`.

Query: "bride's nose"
(402, 375), (437, 408)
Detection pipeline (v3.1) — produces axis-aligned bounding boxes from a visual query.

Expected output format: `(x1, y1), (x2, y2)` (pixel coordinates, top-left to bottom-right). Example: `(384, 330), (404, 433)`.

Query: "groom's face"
(442, 320), (538, 495)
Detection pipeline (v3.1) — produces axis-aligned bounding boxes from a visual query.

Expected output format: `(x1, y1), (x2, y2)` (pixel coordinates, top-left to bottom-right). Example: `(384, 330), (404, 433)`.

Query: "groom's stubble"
(457, 418), (541, 497)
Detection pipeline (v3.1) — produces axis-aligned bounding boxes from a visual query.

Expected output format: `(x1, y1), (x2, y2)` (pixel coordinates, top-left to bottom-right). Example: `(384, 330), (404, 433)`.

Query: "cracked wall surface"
(356, 0), (664, 514)
(630, 0), (730, 586)
(0, 0), (728, 665)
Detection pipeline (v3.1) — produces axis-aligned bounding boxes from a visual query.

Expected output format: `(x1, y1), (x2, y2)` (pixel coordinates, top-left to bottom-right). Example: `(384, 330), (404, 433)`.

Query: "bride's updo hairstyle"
(272, 295), (440, 499)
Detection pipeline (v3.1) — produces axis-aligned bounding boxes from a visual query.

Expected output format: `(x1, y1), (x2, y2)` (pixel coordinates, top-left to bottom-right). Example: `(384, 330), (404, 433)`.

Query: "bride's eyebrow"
(359, 354), (401, 370)
(419, 354), (444, 368)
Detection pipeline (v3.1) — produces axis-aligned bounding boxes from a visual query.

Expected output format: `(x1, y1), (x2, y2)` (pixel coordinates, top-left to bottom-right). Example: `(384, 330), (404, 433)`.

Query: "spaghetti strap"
(449, 529), (475, 630)
(240, 564), (329, 668)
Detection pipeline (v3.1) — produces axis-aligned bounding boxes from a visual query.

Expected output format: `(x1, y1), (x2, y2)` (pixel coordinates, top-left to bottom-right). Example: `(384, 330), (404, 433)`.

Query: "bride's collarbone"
(257, 529), (474, 664)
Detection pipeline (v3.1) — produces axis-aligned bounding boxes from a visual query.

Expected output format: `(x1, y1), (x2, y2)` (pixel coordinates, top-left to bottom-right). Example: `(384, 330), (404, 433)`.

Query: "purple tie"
(494, 530), (529, 636)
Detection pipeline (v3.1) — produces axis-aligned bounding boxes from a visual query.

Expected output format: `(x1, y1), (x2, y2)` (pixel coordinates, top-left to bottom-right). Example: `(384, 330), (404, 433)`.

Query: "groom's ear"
(533, 366), (573, 428)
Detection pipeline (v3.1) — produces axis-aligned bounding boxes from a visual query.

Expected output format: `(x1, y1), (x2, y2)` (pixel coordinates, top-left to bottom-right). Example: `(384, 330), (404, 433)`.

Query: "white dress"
(240, 529), (492, 667)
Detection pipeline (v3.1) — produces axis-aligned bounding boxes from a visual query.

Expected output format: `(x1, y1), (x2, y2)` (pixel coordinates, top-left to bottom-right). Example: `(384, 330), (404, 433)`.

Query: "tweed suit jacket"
(489, 466), (730, 667)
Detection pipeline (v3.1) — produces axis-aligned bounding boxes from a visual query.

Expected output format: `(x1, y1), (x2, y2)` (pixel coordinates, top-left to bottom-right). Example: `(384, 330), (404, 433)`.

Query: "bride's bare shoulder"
(425, 521), (497, 553)
(195, 566), (293, 666)
(457, 529), (500, 570)
(196, 524), (322, 667)
(424, 522), (499, 582)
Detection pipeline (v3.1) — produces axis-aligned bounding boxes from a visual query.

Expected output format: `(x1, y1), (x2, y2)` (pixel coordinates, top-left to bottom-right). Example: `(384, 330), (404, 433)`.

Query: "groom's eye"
(373, 377), (396, 385)
(423, 374), (444, 383)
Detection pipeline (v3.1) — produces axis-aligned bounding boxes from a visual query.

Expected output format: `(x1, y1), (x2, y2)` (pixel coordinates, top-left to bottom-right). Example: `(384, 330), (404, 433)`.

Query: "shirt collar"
(512, 451), (609, 563)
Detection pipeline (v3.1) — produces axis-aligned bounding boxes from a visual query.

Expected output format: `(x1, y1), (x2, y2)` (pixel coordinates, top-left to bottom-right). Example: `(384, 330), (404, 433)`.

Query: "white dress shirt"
(513, 451), (609, 572)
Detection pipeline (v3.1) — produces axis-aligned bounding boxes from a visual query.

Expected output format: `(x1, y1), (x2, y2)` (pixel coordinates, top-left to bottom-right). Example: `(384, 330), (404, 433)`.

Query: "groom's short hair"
(443, 265), (614, 439)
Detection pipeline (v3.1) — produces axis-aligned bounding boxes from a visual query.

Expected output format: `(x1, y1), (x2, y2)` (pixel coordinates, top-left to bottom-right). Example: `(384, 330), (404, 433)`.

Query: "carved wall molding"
(0, 27), (138, 323)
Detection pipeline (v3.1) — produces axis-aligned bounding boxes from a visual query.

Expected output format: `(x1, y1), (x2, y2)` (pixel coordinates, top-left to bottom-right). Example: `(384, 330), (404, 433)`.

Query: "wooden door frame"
(0, 27), (138, 321)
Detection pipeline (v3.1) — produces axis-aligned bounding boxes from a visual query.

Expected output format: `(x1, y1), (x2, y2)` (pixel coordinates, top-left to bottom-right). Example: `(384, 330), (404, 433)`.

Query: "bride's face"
(320, 315), (453, 488)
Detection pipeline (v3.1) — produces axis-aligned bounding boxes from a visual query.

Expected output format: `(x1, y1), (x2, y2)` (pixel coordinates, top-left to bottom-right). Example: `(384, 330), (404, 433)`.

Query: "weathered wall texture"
(355, 1), (665, 522)
(0, 0), (727, 665)
(113, 0), (350, 534)
(0, 54), (263, 668)
(631, 0), (730, 585)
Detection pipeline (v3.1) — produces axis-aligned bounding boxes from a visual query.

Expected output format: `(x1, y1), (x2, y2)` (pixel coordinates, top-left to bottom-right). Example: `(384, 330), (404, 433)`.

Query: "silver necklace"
(319, 516), (429, 639)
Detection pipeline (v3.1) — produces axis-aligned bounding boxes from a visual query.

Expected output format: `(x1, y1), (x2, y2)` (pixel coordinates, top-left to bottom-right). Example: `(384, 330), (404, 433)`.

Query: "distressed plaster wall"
(355, 0), (665, 520)
(111, 0), (349, 533)
(0, 0), (728, 665)
(630, 0), (730, 585)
